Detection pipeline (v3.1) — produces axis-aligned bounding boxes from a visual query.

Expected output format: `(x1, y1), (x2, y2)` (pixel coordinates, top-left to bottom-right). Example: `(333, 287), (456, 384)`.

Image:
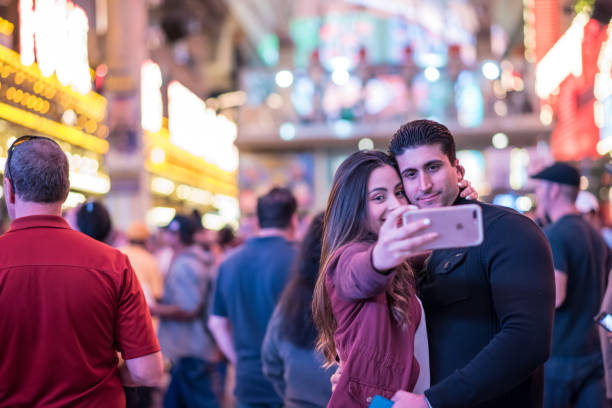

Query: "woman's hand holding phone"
(372, 206), (438, 272)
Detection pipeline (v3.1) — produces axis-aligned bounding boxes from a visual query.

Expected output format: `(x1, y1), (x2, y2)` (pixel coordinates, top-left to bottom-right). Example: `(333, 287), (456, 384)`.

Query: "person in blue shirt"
(209, 187), (298, 408)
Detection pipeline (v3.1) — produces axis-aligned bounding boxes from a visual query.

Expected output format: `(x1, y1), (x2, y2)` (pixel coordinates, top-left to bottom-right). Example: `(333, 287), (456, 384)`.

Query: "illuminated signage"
(0, 44), (108, 153)
(141, 60), (163, 132)
(20, 0), (92, 94)
(168, 80), (238, 172)
(535, 12), (589, 99)
(144, 126), (238, 197)
(168, 80), (211, 158)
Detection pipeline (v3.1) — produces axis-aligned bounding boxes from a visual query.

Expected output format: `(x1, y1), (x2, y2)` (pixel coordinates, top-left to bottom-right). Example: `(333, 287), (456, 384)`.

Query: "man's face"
(533, 180), (551, 219)
(395, 144), (461, 208)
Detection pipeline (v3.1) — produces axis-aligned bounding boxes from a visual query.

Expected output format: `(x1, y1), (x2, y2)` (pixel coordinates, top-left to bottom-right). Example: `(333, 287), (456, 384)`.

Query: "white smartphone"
(402, 204), (484, 251)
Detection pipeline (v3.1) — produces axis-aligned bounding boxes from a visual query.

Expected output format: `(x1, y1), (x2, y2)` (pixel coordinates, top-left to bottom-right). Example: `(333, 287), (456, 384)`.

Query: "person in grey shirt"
(262, 213), (334, 408)
(151, 215), (223, 408)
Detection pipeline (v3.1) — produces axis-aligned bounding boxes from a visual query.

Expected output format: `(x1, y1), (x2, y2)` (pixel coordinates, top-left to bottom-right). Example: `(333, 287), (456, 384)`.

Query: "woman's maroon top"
(325, 241), (421, 407)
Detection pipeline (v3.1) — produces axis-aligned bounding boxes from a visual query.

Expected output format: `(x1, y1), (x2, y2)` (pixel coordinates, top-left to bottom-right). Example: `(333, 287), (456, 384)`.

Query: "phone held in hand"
(369, 395), (394, 408)
(595, 312), (612, 332)
(402, 204), (484, 251)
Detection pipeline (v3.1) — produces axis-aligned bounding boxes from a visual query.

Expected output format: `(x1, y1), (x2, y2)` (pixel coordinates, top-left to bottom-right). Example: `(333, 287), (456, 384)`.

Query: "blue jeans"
(164, 357), (226, 408)
(544, 352), (606, 408)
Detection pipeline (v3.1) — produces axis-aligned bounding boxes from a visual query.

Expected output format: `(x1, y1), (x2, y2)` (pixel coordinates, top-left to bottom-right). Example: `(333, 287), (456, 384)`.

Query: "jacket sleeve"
(412, 298), (430, 394)
(425, 213), (555, 407)
(330, 243), (396, 302)
(601, 272), (612, 398)
(261, 308), (287, 400)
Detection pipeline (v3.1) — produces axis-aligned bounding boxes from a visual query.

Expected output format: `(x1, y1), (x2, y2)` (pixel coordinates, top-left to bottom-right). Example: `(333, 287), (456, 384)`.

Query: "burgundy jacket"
(326, 242), (421, 407)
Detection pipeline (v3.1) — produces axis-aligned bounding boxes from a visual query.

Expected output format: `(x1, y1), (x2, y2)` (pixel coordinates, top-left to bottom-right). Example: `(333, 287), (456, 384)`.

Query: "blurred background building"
(0, 0), (610, 232)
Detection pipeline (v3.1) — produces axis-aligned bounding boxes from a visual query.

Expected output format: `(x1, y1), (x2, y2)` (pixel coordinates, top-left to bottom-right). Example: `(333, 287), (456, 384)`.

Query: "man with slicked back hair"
(388, 121), (555, 408)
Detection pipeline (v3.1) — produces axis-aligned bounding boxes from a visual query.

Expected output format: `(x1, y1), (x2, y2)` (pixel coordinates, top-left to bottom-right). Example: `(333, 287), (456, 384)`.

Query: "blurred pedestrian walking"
(209, 187), (298, 408)
(532, 162), (610, 408)
(151, 215), (224, 408)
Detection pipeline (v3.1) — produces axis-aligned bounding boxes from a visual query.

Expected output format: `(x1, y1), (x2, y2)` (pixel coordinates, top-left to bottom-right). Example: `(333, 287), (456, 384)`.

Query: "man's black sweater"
(420, 197), (555, 408)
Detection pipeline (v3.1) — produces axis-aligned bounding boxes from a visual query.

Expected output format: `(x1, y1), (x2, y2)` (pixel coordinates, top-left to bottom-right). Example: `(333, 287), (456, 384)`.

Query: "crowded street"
(0, 0), (612, 407)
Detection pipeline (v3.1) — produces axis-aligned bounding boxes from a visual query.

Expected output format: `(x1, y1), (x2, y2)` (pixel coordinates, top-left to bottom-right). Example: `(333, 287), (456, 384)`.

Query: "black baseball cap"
(530, 162), (580, 188)
(163, 215), (196, 245)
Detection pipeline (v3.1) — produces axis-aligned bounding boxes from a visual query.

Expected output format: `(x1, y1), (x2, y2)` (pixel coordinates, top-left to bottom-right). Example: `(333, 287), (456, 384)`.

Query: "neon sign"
(19, 0), (92, 94)
(535, 12), (589, 99)
(595, 22), (612, 140)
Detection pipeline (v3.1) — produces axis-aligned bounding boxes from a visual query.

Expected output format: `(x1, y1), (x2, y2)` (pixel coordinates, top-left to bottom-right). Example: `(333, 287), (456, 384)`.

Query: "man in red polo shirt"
(0, 136), (163, 407)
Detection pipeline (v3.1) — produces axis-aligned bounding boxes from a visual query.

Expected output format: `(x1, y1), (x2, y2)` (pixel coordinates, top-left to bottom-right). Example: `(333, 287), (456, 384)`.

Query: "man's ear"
(549, 183), (561, 200)
(455, 159), (465, 181)
(3, 177), (15, 204)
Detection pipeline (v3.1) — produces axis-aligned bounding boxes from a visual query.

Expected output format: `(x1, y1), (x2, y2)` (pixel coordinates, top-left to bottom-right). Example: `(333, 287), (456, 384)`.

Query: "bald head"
(6, 137), (70, 203)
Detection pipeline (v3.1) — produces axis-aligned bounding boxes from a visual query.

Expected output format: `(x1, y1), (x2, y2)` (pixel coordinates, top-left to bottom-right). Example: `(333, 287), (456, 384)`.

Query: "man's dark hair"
(76, 201), (113, 242)
(6, 137), (69, 202)
(256, 187), (297, 229)
(167, 215), (196, 246)
(388, 119), (457, 163)
(217, 225), (235, 247)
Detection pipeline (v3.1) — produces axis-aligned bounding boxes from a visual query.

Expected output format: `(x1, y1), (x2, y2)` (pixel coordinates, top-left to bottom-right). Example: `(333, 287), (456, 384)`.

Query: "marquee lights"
(19, 0), (92, 94)
(0, 102), (108, 154)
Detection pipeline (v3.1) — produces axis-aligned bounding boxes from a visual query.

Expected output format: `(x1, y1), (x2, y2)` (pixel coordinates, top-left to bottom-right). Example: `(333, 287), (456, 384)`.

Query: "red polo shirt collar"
(8, 215), (71, 233)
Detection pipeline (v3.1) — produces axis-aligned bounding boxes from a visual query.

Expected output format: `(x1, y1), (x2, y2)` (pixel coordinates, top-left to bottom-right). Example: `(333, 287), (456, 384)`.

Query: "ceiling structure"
(148, 0), (578, 151)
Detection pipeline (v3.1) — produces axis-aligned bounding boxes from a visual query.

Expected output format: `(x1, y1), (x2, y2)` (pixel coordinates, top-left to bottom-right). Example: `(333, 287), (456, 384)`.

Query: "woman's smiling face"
(366, 164), (408, 233)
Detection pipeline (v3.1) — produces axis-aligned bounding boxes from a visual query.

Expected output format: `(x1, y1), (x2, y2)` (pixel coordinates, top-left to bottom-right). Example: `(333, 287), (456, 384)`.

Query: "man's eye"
(428, 165), (440, 172)
(404, 172), (416, 179)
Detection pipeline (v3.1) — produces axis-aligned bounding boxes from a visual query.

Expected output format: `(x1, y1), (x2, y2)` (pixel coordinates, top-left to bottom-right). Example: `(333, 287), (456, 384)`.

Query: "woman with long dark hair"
(262, 213), (334, 408)
(312, 150), (438, 407)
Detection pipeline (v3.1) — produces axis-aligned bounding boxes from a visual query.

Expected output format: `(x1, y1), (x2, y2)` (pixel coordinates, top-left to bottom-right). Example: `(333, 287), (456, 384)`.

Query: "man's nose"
(419, 172), (432, 191)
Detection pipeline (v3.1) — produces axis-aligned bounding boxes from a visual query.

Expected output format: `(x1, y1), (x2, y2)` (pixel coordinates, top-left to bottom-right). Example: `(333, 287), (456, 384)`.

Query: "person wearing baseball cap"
(151, 214), (224, 406)
(531, 162), (610, 408)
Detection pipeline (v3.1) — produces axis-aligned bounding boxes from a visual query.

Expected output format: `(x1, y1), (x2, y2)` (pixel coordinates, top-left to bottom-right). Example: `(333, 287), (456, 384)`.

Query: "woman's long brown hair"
(312, 150), (416, 366)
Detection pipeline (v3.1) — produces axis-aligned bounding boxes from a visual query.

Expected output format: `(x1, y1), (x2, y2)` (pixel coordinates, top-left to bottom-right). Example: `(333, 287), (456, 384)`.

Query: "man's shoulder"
(222, 237), (296, 263)
(474, 201), (540, 233)
(3, 224), (126, 259)
(170, 249), (207, 275)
